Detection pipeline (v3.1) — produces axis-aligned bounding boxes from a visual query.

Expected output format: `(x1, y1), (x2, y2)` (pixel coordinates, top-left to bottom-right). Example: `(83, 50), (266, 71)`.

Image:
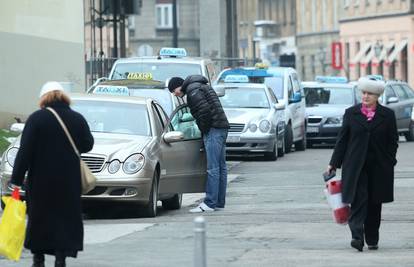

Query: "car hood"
(8, 133), (152, 162)
(306, 104), (349, 118)
(224, 108), (271, 123)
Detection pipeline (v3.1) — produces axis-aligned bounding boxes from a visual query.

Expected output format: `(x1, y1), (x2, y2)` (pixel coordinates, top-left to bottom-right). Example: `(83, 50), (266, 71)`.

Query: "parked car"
(0, 93), (207, 217)
(215, 66), (307, 152)
(302, 76), (360, 147)
(376, 80), (414, 141)
(214, 76), (286, 160)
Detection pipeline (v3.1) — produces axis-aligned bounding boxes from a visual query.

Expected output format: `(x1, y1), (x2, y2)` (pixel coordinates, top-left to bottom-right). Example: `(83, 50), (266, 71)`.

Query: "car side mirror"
(214, 87), (225, 97)
(289, 92), (302, 104)
(163, 131), (184, 143)
(10, 123), (24, 133)
(274, 103), (285, 110)
(179, 113), (194, 122)
(387, 96), (399, 104)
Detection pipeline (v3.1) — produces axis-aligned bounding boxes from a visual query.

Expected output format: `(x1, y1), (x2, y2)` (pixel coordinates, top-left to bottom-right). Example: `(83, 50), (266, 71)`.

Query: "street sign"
(331, 42), (343, 70)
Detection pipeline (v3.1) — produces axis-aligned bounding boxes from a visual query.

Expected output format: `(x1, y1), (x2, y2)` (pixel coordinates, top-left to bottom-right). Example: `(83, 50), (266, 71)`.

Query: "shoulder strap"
(46, 107), (80, 157)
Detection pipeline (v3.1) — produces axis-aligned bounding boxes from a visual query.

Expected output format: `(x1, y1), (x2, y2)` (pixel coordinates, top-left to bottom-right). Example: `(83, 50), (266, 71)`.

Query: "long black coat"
(11, 101), (93, 255)
(329, 103), (398, 204)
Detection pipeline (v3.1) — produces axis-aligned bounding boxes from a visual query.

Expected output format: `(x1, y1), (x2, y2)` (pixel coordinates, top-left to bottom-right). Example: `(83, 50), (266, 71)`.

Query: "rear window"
(219, 88), (270, 109)
(303, 86), (354, 106)
(110, 62), (202, 82)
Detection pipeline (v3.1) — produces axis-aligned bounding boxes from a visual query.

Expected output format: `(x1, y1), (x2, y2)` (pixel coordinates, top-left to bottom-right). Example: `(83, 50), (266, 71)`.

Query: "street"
(1, 141), (414, 267)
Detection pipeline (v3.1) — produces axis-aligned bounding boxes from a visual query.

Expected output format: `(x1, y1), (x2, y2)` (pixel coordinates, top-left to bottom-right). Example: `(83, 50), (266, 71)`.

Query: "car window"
(264, 76), (284, 99)
(304, 87), (354, 106)
(392, 85), (409, 101)
(291, 73), (301, 92)
(72, 100), (150, 136)
(151, 105), (164, 134)
(267, 87), (279, 103)
(219, 88), (270, 108)
(402, 84), (414, 98)
(287, 77), (294, 99)
(170, 106), (201, 140)
(207, 63), (217, 82)
(110, 62), (202, 82)
(130, 89), (174, 115)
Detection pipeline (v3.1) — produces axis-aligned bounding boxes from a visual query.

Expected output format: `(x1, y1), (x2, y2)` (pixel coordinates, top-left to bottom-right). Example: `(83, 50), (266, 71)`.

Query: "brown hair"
(39, 90), (71, 108)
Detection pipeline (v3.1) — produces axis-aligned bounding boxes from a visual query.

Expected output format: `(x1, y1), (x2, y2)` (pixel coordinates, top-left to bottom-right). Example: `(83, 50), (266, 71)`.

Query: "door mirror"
(214, 86), (225, 97)
(289, 92), (302, 104)
(163, 131), (184, 143)
(10, 123), (24, 133)
(387, 96), (399, 104)
(274, 103), (285, 110)
(179, 113), (194, 122)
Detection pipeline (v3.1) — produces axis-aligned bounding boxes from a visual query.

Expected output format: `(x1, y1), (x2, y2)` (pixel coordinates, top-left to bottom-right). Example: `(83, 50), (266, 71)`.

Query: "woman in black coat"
(11, 81), (94, 267)
(327, 77), (399, 252)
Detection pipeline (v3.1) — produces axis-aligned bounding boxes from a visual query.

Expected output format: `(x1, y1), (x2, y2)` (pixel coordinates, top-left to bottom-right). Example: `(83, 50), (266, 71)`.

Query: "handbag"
(0, 188), (27, 261)
(46, 107), (97, 194)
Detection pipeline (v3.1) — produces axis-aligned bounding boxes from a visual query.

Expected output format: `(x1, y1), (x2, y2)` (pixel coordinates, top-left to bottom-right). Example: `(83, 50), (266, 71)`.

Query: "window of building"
(344, 0), (350, 8)
(354, 0), (360, 6)
(156, 3), (178, 29)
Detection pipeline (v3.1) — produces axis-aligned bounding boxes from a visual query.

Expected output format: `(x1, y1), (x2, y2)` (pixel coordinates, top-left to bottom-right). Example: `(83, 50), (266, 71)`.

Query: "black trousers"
(348, 163), (382, 245)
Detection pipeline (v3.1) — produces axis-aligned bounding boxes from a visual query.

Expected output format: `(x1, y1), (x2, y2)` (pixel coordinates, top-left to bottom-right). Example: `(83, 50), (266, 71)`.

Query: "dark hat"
(168, 77), (184, 92)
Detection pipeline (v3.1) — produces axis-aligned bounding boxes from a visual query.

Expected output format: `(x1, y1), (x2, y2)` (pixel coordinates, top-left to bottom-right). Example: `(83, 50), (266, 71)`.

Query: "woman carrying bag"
(327, 76), (399, 252)
(11, 81), (94, 267)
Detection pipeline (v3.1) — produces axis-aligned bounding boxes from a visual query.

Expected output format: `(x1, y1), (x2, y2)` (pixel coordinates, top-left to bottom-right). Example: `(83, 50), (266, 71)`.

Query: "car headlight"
(123, 154), (145, 174)
(259, 120), (271, 133)
(6, 147), (18, 167)
(249, 123), (257, 132)
(108, 160), (121, 174)
(325, 117), (343, 125)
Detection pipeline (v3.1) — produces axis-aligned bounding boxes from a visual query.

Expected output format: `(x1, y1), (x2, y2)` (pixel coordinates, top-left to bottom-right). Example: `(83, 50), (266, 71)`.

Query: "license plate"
(226, 136), (240, 143)
(307, 126), (319, 133)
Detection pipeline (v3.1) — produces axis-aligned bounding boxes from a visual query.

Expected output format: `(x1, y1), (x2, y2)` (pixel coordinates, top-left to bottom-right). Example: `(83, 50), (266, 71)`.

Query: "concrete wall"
(0, 1), (85, 128)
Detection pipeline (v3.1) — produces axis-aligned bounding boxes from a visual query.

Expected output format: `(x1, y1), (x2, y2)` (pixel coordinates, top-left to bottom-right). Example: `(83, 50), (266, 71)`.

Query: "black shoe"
(351, 239), (364, 252)
(368, 244), (378, 250)
(55, 260), (66, 267)
(32, 254), (45, 267)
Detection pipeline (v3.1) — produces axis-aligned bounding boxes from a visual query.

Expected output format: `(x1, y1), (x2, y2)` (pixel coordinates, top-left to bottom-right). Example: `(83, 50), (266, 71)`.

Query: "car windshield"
(72, 100), (150, 136)
(129, 89), (173, 115)
(219, 88), (270, 108)
(264, 77), (284, 99)
(110, 62), (202, 81)
(303, 87), (354, 107)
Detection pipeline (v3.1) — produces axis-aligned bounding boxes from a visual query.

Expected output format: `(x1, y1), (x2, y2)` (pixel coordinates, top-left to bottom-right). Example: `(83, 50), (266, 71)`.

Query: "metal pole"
(112, 0), (118, 58)
(194, 216), (206, 267)
(172, 0), (178, 47)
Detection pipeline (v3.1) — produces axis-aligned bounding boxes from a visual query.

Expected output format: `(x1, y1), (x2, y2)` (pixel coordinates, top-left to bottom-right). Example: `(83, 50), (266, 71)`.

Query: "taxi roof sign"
(159, 47), (187, 58)
(93, 85), (130, 96)
(224, 75), (249, 83)
(315, 76), (348, 84)
(366, 74), (384, 81)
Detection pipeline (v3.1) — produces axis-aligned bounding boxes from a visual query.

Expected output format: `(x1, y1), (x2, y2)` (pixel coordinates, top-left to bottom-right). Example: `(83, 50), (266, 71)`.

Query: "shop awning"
(360, 47), (375, 65)
(376, 42), (395, 62)
(350, 43), (372, 65)
(387, 39), (408, 63)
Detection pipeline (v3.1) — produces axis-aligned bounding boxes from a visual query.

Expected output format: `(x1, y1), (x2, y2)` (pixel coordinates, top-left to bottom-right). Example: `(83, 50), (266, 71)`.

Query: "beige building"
(237, 0), (297, 67)
(340, 0), (414, 86)
(0, 1), (85, 128)
(296, 0), (342, 81)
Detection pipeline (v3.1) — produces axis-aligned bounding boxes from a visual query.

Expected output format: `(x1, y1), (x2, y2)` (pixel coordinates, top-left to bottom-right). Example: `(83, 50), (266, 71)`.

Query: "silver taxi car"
(0, 93), (206, 217)
(214, 76), (286, 160)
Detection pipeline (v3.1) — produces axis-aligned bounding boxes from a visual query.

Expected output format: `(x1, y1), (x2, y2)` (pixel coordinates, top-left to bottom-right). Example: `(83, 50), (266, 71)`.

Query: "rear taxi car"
(0, 92), (206, 217)
(214, 75), (286, 160)
(107, 47), (218, 84)
(302, 76), (360, 147)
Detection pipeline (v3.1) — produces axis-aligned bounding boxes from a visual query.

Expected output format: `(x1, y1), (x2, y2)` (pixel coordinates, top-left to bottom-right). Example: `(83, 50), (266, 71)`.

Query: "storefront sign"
(331, 42), (343, 70)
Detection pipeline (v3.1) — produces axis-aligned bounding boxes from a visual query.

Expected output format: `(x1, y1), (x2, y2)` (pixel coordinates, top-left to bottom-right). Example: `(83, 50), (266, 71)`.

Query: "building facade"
(340, 0), (414, 86)
(237, 0), (297, 67)
(296, 0), (342, 81)
(0, 1), (85, 128)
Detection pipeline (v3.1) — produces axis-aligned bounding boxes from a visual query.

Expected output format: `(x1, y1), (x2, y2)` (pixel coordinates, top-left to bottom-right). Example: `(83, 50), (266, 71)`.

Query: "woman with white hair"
(11, 81), (94, 267)
(327, 76), (399, 252)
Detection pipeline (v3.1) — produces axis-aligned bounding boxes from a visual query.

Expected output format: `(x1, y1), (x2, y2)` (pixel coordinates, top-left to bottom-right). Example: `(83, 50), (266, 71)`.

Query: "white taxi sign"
(224, 75), (249, 83)
(159, 47), (187, 58)
(93, 85), (130, 96)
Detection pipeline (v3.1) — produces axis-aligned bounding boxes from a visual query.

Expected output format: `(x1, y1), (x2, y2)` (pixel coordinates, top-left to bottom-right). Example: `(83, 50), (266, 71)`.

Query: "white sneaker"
(189, 202), (214, 213)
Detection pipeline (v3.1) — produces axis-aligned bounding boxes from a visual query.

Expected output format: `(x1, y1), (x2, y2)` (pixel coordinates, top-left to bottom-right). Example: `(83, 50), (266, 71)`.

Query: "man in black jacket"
(168, 75), (229, 212)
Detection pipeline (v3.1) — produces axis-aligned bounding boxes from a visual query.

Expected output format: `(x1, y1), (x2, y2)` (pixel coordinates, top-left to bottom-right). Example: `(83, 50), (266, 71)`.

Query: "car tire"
(284, 124), (293, 153)
(162, 193), (183, 210)
(277, 133), (285, 157)
(404, 121), (414, 142)
(143, 170), (159, 217)
(294, 126), (306, 151)
(264, 143), (278, 161)
(306, 141), (313, 149)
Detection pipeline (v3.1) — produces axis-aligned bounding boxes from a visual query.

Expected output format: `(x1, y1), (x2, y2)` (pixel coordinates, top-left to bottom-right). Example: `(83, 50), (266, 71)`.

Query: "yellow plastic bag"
(0, 190), (27, 261)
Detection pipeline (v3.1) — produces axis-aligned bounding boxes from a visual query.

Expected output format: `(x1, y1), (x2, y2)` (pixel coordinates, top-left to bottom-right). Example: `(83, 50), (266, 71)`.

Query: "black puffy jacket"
(181, 75), (229, 134)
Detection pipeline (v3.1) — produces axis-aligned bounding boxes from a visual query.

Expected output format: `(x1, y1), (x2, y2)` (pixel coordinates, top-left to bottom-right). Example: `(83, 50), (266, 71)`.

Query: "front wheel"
(277, 133), (285, 157)
(143, 170), (159, 217)
(404, 121), (414, 142)
(264, 143), (278, 161)
(284, 125), (293, 153)
(162, 194), (183, 210)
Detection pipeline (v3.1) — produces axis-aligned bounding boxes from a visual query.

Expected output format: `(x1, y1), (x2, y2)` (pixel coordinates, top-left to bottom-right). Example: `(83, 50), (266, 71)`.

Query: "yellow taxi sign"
(255, 62), (269, 69)
(127, 72), (153, 80)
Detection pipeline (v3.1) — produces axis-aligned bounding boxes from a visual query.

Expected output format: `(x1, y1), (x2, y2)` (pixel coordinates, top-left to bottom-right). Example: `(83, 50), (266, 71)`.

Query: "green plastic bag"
(0, 188), (26, 261)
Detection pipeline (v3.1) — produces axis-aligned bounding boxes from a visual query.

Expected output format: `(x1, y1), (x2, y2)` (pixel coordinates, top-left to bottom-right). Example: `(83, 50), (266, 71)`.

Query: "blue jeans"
(203, 128), (228, 209)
